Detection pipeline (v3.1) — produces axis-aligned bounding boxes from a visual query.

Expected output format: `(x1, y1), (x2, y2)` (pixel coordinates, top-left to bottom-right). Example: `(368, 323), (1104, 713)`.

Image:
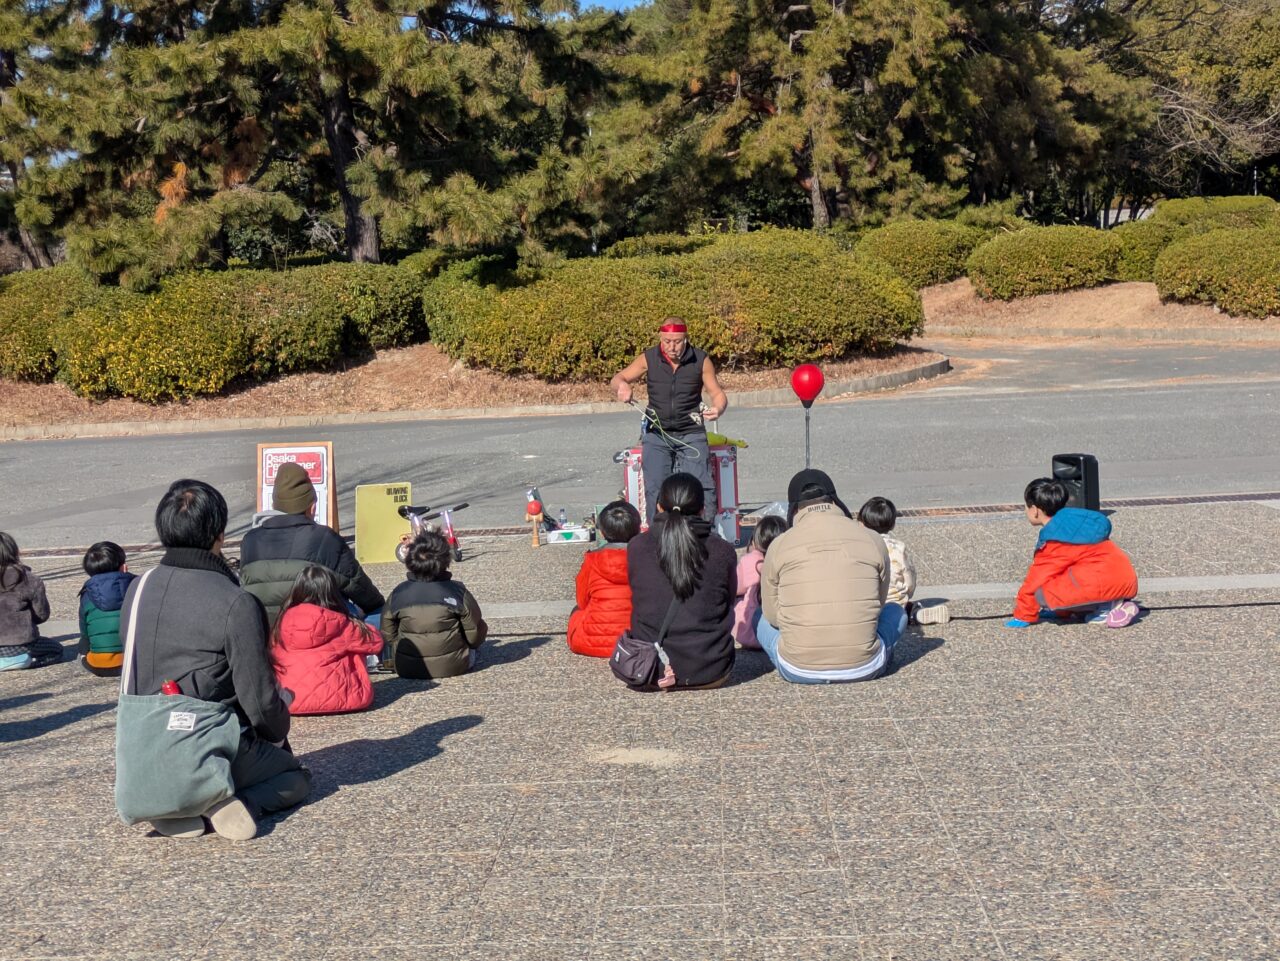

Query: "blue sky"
(584, 0), (648, 11)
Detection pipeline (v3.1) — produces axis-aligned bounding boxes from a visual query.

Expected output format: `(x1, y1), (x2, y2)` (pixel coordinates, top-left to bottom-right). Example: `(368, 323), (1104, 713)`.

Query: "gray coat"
(121, 549), (290, 745)
(0, 564), (50, 648)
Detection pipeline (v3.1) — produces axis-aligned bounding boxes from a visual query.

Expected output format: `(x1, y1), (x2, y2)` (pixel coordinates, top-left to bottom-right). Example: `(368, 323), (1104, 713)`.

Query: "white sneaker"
(913, 601), (950, 626)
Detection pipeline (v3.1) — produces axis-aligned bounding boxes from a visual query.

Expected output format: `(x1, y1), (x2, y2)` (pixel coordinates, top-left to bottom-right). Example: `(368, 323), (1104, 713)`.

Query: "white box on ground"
(542, 527), (594, 545)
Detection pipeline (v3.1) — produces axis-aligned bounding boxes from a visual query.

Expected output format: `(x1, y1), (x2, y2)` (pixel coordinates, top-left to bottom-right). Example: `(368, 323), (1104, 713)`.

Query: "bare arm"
(609, 353), (648, 404)
(701, 358), (728, 421)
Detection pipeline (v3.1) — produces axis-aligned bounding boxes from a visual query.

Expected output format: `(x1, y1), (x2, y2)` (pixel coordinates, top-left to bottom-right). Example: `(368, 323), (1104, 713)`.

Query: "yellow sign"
(355, 482), (412, 565)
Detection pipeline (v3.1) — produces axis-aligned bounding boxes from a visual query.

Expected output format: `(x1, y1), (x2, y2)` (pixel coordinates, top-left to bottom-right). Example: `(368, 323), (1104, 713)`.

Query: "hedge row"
(1149, 195), (1278, 230)
(0, 262), (428, 401)
(856, 220), (986, 288)
(0, 266), (105, 380)
(966, 226), (1120, 300)
(1154, 226), (1280, 319)
(425, 228), (923, 382)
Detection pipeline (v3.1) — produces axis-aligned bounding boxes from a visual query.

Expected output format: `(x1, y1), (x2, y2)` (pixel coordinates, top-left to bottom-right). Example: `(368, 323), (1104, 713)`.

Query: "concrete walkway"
(2, 500), (1278, 960)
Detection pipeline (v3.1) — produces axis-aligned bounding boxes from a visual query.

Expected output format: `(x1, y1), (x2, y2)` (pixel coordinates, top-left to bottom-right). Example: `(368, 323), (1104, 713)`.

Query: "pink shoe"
(1106, 600), (1140, 628)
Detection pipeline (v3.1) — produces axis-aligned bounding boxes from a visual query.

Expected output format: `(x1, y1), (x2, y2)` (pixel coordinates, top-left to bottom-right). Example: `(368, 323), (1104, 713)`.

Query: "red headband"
(659, 323), (687, 333)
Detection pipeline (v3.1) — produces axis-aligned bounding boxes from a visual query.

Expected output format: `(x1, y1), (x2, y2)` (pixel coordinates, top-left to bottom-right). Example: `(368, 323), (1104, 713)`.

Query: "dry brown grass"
(0, 344), (942, 428)
(923, 278), (1275, 331)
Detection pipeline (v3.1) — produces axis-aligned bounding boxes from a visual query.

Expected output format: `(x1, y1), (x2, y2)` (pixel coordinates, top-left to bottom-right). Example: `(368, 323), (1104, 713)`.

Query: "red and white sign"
(257, 442), (338, 530)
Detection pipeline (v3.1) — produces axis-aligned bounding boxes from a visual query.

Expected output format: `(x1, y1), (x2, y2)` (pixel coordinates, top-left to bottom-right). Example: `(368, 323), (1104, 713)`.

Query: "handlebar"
(399, 502), (469, 521)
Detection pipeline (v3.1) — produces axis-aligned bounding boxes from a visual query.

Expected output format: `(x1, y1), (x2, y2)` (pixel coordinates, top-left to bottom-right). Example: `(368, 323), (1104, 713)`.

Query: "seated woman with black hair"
(623, 472), (737, 690)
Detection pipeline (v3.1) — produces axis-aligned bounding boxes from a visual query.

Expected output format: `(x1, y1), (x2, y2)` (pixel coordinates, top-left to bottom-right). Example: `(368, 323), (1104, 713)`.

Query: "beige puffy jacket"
(760, 503), (890, 671)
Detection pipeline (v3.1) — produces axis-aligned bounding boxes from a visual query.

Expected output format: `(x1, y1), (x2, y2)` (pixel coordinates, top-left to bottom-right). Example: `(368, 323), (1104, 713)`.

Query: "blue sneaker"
(0, 652), (33, 671)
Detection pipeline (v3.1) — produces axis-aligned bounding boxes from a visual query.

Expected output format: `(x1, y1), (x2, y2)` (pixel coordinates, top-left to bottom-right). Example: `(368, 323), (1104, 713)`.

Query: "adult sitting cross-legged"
(623, 472), (737, 690)
(117, 479), (311, 840)
(754, 469), (907, 683)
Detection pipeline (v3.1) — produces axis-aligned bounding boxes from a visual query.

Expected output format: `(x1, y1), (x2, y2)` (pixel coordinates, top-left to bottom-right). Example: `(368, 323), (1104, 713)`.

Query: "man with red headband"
(610, 317), (728, 523)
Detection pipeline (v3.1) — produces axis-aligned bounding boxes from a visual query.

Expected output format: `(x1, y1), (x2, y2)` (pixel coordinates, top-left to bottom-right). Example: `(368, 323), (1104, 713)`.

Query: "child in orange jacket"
(1006, 478), (1139, 629)
(567, 501), (641, 657)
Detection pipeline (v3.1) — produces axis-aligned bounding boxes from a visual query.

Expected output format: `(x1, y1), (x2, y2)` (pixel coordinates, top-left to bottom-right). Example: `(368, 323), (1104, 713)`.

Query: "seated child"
(567, 501), (642, 657)
(77, 541), (136, 677)
(0, 531), (61, 671)
(857, 497), (949, 625)
(733, 515), (787, 649)
(271, 566), (386, 715)
(1006, 478), (1140, 629)
(384, 531), (488, 679)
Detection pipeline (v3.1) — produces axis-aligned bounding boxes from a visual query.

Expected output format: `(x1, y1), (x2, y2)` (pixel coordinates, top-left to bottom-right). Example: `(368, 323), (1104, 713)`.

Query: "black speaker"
(1051, 453), (1100, 511)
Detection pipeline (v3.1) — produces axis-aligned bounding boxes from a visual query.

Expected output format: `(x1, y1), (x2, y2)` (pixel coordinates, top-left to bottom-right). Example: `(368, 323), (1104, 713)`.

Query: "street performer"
(610, 317), (729, 523)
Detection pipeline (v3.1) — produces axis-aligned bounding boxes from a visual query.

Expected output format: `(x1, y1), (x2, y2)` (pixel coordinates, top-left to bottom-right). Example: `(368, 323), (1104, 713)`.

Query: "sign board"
(354, 482), (412, 565)
(256, 442), (338, 531)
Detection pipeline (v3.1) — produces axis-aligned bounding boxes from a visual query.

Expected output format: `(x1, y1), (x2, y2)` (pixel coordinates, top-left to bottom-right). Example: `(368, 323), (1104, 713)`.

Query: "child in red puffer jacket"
(567, 501), (641, 657)
(272, 566), (386, 715)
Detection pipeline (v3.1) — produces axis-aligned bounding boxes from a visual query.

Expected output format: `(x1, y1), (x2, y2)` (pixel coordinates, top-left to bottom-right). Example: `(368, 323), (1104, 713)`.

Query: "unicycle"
(397, 502), (469, 563)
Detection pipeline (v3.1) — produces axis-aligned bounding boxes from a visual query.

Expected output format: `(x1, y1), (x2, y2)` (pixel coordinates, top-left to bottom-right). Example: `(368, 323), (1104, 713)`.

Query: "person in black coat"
(625, 472), (737, 689)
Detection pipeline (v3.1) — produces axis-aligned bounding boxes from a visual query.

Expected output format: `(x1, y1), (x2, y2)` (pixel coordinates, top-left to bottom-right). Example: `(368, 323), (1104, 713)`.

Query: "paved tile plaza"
(2, 503), (1278, 960)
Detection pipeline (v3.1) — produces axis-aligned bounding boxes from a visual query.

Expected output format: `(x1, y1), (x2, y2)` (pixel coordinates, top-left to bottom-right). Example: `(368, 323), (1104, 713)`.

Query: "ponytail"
(656, 473), (707, 600)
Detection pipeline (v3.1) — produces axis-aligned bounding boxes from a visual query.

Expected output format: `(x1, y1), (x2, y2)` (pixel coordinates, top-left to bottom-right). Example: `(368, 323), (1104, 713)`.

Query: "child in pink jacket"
(732, 516), (787, 649)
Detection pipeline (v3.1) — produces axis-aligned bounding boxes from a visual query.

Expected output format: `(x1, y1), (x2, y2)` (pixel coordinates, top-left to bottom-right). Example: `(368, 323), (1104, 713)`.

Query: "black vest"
(645, 344), (707, 434)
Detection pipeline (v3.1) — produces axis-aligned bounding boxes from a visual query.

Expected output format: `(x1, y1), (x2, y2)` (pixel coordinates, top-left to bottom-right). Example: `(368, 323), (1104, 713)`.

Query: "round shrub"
(1154, 227), (1280, 318)
(1150, 195), (1277, 230)
(427, 228), (922, 382)
(1111, 220), (1182, 282)
(398, 248), (465, 279)
(603, 233), (715, 259)
(966, 226), (1119, 299)
(223, 271), (348, 377)
(954, 200), (1031, 235)
(0, 265), (102, 380)
(855, 220), (986, 288)
(292, 263), (426, 351)
(58, 278), (252, 402)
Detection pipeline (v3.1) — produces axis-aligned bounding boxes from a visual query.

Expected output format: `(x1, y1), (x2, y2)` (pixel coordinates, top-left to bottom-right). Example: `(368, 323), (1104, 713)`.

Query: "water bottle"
(558, 508), (568, 528)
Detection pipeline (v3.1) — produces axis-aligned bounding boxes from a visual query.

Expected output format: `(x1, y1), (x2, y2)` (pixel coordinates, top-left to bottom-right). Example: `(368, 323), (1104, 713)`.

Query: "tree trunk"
(4, 161), (54, 269)
(321, 79), (380, 263)
(808, 152), (831, 230)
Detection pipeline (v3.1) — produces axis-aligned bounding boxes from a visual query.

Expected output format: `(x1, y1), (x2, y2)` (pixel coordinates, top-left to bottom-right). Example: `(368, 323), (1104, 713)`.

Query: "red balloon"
(527, 500), (543, 515)
(791, 364), (824, 407)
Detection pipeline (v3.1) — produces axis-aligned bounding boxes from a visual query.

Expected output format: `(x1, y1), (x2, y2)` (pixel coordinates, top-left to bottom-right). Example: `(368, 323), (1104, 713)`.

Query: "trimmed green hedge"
(1111, 220), (1182, 282)
(1154, 226), (1280, 318)
(966, 226), (1119, 299)
(856, 220), (986, 288)
(34, 262), (427, 401)
(1150, 195), (1278, 230)
(0, 266), (103, 380)
(603, 233), (715, 258)
(425, 228), (923, 382)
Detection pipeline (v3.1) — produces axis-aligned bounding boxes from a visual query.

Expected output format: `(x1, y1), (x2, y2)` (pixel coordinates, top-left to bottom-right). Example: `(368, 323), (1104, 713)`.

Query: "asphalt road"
(3, 340), (1279, 550)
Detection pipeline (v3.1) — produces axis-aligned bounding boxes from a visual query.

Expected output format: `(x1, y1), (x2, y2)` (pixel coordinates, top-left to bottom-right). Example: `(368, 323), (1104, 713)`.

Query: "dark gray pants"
(232, 735), (312, 815)
(641, 429), (714, 524)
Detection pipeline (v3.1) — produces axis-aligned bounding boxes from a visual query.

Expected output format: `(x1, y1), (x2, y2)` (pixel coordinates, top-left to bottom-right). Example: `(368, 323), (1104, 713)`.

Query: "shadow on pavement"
(0, 700), (114, 743)
(300, 714), (484, 807)
(474, 634), (552, 672)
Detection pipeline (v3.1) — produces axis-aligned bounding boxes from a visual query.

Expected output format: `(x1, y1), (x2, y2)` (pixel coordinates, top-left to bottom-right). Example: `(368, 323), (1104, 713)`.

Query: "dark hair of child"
(272, 565), (354, 646)
(0, 531), (21, 584)
(405, 531), (452, 581)
(750, 515), (788, 554)
(83, 541), (127, 577)
(1024, 478), (1071, 517)
(597, 500), (641, 545)
(857, 497), (898, 535)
